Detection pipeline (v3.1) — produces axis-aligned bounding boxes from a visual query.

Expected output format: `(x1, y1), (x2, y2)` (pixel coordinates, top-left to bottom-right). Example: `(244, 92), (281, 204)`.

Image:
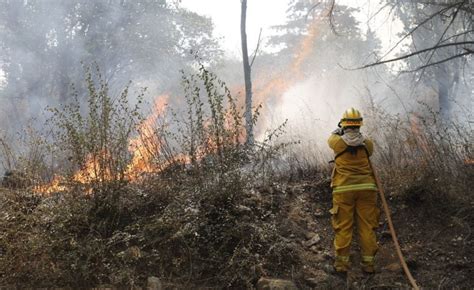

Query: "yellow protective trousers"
(330, 190), (380, 267)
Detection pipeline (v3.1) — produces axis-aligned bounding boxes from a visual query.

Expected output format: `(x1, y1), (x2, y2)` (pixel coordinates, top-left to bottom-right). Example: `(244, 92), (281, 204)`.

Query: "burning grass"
(364, 106), (473, 208)
(0, 63), (297, 288)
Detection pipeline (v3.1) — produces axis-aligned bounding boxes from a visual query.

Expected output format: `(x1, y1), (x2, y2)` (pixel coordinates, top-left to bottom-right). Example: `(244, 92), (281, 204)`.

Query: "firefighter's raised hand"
(332, 127), (344, 135)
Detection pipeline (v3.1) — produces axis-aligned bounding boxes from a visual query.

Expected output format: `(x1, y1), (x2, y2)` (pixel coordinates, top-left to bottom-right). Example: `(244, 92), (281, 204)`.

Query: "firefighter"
(328, 107), (379, 274)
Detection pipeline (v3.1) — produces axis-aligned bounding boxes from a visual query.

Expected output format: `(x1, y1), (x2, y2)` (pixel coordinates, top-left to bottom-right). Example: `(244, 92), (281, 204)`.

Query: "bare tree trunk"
(241, 0), (254, 146)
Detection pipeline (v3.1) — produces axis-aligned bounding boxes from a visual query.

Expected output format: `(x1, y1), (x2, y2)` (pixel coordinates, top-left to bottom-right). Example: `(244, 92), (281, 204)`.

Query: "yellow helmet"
(340, 107), (363, 127)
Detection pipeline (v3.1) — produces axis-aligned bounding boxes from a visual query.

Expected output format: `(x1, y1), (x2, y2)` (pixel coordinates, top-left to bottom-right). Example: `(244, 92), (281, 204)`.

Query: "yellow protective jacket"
(328, 134), (377, 193)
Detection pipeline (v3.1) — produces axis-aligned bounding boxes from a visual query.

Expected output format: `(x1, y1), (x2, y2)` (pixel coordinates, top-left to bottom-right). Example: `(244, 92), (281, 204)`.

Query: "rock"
(303, 234), (321, 247)
(313, 253), (326, 262)
(119, 246), (142, 260)
(320, 263), (336, 274)
(257, 278), (298, 290)
(313, 209), (324, 217)
(310, 246), (319, 253)
(305, 232), (317, 240)
(384, 262), (401, 272)
(324, 253), (331, 260)
(305, 270), (330, 286)
(236, 204), (252, 214)
(147, 276), (163, 290)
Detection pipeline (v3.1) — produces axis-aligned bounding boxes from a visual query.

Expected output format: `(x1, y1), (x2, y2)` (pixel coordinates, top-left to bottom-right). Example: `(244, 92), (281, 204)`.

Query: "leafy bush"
(48, 64), (144, 191)
(0, 62), (296, 288)
(126, 60), (297, 287)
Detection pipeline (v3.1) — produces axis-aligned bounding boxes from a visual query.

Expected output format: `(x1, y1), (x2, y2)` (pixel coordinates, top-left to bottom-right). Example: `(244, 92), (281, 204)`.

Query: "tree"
(0, 0), (221, 128)
(362, 0), (473, 70)
(241, 0), (254, 146)
(269, 1), (379, 74)
(360, 0), (473, 120)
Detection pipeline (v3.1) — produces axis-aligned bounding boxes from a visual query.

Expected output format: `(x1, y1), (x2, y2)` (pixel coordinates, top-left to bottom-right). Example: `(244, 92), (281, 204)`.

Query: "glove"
(332, 128), (344, 135)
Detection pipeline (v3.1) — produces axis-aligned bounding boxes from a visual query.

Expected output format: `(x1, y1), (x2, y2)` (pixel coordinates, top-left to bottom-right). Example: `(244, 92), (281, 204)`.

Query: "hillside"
(1, 170), (473, 288)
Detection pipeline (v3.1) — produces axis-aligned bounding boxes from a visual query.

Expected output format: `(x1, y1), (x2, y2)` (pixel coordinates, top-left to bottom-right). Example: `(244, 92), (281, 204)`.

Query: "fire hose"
(369, 159), (420, 290)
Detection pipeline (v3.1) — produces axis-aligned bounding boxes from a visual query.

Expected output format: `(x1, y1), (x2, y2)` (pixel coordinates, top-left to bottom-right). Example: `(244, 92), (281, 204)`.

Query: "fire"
(35, 95), (170, 194)
(72, 150), (115, 184)
(126, 96), (169, 180)
(35, 7), (326, 194)
(34, 175), (66, 194)
(34, 91), (241, 194)
(291, 16), (321, 78)
(254, 17), (322, 106)
(36, 151), (117, 195)
(248, 16), (323, 136)
(409, 113), (431, 157)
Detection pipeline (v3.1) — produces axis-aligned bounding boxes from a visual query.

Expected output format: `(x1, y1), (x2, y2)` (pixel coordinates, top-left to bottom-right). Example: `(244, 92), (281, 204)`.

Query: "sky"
(180, 0), (405, 59)
(181, 0), (290, 57)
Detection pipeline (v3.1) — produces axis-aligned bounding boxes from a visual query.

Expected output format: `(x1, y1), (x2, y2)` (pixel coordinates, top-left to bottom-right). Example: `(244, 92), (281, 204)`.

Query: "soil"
(278, 178), (474, 289)
(1, 176), (472, 289)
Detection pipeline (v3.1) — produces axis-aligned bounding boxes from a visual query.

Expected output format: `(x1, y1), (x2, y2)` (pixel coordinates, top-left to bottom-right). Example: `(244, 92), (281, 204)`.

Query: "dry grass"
(0, 63), (297, 288)
(365, 106), (473, 207)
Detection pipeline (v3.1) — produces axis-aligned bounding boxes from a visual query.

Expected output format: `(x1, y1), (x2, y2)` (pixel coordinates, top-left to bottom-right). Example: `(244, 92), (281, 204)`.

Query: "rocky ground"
(1, 175), (472, 289)
(268, 178), (474, 289)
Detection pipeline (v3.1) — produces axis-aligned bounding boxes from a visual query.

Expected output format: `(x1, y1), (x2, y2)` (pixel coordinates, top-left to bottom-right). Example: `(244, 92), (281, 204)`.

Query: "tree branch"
(377, 1), (465, 62)
(327, 0), (338, 35)
(440, 29), (474, 44)
(416, 1), (463, 81)
(305, 3), (321, 21)
(250, 28), (262, 68)
(403, 51), (471, 72)
(416, 0), (473, 14)
(357, 41), (474, 69)
(464, 48), (474, 53)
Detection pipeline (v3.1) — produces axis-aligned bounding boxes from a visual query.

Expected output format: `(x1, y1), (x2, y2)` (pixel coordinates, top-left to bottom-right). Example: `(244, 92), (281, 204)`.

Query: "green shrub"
(48, 64), (144, 192)
(0, 61), (295, 288)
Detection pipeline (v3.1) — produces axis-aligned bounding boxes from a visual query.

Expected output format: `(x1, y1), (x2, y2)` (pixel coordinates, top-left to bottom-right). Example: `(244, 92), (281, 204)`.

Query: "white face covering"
(341, 127), (365, 146)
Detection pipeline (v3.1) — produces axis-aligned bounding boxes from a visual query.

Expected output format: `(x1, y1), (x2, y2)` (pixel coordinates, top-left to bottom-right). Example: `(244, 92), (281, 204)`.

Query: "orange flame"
(34, 175), (66, 195)
(126, 95), (169, 180)
(35, 95), (170, 193)
(72, 150), (116, 184)
(244, 16), (323, 137)
(35, 12), (325, 194)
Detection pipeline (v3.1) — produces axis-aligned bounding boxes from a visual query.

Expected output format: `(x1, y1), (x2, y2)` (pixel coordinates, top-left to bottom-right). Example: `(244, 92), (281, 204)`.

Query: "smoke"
(245, 5), (380, 160)
(0, 0), (219, 132)
(255, 0), (473, 152)
(0, 0), (472, 172)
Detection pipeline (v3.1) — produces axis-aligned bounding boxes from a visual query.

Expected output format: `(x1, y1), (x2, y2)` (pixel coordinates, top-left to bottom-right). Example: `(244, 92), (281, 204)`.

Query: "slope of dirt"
(277, 178), (474, 289)
(0, 175), (472, 289)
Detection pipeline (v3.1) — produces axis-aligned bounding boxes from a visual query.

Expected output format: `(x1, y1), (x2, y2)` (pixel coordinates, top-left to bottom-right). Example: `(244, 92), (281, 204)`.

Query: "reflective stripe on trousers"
(336, 255), (350, 262)
(333, 183), (378, 193)
(362, 255), (375, 263)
